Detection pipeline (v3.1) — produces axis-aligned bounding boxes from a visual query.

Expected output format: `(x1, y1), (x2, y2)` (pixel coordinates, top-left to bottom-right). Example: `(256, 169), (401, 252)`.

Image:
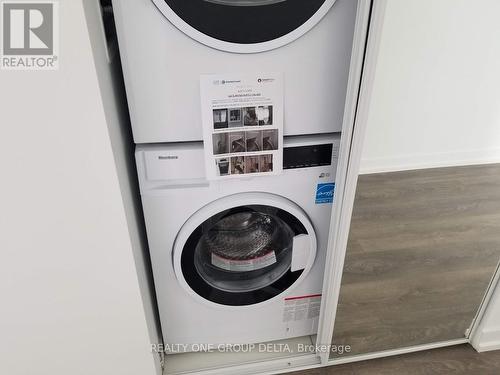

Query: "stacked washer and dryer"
(113, 0), (358, 352)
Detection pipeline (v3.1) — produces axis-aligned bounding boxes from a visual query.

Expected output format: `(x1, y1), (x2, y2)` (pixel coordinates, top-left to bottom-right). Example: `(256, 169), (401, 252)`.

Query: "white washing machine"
(112, 0), (359, 143)
(136, 134), (340, 351)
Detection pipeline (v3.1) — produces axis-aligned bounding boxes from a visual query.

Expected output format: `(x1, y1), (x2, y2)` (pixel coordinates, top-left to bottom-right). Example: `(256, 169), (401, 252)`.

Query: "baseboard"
(471, 328), (500, 353)
(359, 149), (500, 174)
(474, 342), (500, 353)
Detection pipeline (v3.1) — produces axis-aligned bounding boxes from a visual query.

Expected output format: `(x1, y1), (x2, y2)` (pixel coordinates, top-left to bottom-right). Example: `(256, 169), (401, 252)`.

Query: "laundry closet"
(109, 0), (372, 373)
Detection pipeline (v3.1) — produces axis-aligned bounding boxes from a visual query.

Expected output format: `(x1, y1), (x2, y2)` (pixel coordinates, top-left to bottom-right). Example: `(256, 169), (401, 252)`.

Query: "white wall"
(0, 2), (157, 374)
(360, 0), (500, 174)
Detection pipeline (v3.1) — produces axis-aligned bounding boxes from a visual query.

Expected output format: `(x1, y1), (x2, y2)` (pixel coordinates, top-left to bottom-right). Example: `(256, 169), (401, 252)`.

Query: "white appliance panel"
(136, 135), (340, 349)
(113, 0), (358, 143)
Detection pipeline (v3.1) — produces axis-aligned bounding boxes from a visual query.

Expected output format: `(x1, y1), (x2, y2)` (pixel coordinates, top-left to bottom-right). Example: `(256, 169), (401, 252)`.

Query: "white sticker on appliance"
(283, 294), (322, 322)
(211, 251), (277, 272)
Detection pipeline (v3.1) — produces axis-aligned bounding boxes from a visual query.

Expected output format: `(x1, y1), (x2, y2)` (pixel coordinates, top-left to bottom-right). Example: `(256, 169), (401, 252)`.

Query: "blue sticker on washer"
(315, 183), (335, 204)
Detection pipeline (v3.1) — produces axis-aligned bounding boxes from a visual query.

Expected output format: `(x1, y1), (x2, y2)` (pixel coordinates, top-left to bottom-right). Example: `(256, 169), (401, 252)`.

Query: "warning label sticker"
(211, 251), (277, 272)
(283, 294), (322, 322)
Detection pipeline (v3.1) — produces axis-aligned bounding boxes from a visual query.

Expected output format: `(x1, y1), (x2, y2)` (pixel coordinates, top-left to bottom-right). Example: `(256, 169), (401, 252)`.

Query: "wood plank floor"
(292, 344), (500, 375)
(331, 164), (500, 357)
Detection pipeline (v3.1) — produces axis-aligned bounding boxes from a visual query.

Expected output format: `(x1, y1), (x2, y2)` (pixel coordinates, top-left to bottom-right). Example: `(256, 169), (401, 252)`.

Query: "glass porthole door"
(150, 0), (336, 52)
(172, 194), (317, 306)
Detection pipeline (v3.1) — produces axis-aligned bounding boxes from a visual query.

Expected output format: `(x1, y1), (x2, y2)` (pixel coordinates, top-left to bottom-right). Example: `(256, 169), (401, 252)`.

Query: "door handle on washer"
(291, 234), (312, 272)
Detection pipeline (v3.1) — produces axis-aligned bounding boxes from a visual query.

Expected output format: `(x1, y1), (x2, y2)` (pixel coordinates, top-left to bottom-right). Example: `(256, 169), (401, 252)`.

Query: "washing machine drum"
(195, 211), (294, 292)
(152, 0), (333, 51)
(179, 204), (316, 306)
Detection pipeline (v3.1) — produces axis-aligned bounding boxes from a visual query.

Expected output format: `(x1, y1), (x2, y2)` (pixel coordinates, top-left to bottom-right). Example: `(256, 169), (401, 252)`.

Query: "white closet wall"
(0, 1), (157, 374)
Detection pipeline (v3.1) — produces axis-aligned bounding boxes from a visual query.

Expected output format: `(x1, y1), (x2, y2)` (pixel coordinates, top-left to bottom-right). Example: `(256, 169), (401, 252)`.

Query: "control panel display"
(283, 143), (333, 169)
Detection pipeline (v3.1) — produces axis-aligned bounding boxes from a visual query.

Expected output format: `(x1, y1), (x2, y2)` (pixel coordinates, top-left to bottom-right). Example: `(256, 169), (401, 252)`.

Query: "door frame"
(314, 0), (380, 365)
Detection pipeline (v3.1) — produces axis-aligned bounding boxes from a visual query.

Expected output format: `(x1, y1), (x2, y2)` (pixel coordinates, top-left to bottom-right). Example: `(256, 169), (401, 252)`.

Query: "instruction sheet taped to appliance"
(200, 73), (283, 180)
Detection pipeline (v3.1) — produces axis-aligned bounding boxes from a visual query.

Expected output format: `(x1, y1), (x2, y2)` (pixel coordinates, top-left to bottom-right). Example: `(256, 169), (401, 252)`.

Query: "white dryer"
(112, 0), (359, 143)
(136, 134), (340, 351)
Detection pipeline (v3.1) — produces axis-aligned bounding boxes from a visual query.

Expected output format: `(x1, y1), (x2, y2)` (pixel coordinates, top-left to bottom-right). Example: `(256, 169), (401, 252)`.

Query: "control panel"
(283, 143), (333, 169)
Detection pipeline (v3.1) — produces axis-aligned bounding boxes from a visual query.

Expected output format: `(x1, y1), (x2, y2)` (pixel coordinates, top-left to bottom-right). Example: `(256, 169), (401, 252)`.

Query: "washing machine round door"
(173, 193), (317, 306)
(150, 0), (337, 53)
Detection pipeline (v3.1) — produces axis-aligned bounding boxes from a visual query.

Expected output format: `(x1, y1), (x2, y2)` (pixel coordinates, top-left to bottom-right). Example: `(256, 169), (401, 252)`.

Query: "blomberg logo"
(1, 1), (59, 70)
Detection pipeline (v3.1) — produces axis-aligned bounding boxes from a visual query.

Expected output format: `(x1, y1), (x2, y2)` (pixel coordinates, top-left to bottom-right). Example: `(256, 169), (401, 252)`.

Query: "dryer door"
(173, 193), (317, 306)
(150, 0), (336, 53)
